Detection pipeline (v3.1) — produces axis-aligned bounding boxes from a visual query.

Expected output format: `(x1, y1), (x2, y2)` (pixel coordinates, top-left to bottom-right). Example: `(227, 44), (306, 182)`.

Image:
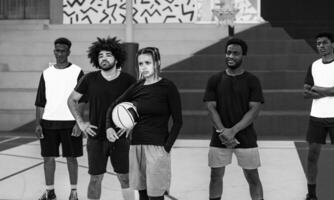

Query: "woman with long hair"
(106, 47), (183, 200)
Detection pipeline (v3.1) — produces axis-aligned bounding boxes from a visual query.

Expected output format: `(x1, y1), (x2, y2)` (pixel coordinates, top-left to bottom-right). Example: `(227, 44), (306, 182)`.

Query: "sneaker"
(38, 190), (57, 200)
(305, 194), (318, 200)
(69, 190), (78, 200)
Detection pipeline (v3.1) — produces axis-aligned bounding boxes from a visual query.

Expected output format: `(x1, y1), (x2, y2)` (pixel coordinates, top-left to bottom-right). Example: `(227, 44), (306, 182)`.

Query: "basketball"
(112, 102), (139, 129)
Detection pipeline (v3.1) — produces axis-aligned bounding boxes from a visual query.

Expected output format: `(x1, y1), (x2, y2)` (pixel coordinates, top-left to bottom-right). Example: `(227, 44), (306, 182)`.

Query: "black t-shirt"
(106, 78), (183, 152)
(75, 71), (136, 140)
(203, 71), (264, 148)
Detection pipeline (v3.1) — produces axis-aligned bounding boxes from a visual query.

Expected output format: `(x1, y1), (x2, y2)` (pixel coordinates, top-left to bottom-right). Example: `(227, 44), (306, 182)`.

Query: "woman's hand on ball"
(117, 128), (132, 138)
(106, 128), (119, 142)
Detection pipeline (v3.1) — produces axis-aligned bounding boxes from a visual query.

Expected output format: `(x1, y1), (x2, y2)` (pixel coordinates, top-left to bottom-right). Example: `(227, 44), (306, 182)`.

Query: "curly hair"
(87, 37), (126, 69)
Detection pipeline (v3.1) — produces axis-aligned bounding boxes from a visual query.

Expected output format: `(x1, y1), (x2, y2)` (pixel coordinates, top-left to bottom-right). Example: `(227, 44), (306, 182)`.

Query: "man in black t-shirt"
(68, 37), (136, 200)
(203, 38), (264, 200)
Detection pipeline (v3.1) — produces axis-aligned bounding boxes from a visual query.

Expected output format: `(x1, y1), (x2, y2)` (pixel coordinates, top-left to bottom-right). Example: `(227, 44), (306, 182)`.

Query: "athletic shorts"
(306, 119), (334, 144)
(86, 137), (130, 175)
(40, 128), (83, 157)
(208, 147), (261, 169)
(129, 145), (171, 197)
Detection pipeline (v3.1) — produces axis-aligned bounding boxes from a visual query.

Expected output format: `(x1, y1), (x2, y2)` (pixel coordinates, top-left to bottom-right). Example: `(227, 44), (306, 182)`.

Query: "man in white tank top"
(35, 38), (85, 200)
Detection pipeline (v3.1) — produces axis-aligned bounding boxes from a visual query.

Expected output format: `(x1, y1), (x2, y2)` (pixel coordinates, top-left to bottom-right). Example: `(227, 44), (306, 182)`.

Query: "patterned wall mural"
(63, 0), (262, 24)
(63, 0), (196, 24)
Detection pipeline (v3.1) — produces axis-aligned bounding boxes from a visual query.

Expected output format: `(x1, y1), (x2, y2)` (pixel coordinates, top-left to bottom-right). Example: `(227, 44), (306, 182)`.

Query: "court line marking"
(0, 153), (117, 182)
(0, 136), (20, 144)
(0, 161), (43, 182)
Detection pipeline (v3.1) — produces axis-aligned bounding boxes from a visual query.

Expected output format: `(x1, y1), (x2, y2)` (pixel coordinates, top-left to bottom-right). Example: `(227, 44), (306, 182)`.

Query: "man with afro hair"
(68, 37), (136, 200)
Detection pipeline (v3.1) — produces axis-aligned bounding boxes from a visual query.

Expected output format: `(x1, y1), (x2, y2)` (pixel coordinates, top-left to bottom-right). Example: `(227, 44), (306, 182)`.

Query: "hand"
(117, 128), (132, 138)
(218, 133), (239, 148)
(304, 86), (324, 99)
(35, 124), (44, 139)
(78, 121), (97, 137)
(71, 123), (82, 137)
(106, 128), (119, 142)
(304, 84), (312, 91)
(220, 128), (236, 141)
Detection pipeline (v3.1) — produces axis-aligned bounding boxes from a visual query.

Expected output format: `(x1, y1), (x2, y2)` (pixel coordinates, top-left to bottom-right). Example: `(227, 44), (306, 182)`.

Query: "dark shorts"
(40, 128), (83, 157)
(86, 137), (130, 175)
(306, 119), (334, 144)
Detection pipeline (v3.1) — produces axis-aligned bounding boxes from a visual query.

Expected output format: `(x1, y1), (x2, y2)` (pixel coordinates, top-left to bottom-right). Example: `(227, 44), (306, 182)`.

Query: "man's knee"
(90, 174), (103, 185)
(44, 157), (55, 163)
(243, 169), (261, 185)
(117, 173), (130, 188)
(43, 157), (56, 168)
(210, 167), (225, 181)
(308, 143), (321, 162)
(66, 157), (78, 165)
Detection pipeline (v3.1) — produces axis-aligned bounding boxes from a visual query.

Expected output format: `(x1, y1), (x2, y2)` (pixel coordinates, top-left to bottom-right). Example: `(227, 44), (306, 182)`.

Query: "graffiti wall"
(63, 0), (263, 24)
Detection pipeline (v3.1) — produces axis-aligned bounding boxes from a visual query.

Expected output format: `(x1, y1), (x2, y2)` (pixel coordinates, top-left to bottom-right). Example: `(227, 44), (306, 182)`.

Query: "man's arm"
(35, 106), (44, 139)
(303, 84), (324, 99)
(206, 101), (238, 147)
(68, 90), (97, 137)
(311, 85), (334, 97)
(222, 102), (262, 140)
(206, 101), (225, 131)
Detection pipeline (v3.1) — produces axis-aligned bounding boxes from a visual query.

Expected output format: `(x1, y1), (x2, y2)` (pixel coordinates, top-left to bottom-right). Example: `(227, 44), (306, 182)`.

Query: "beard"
(225, 58), (242, 70)
(100, 60), (116, 71)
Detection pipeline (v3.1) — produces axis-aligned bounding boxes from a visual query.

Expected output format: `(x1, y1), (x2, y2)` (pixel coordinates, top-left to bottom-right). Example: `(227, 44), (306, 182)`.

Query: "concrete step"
(194, 39), (315, 55)
(0, 40), (218, 56)
(165, 54), (318, 71)
(0, 40), (315, 57)
(1, 53), (318, 72)
(0, 89), (36, 110)
(0, 54), (193, 72)
(0, 88), (312, 111)
(0, 72), (40, 89)
(0, 109), (35, 131)
(179, 89), (311, 111)
(0, 20), (49, 30)
(181, 110), (309, 139)
(0, 108), (309, 137)
(161, 70), (306, 90)
(0, 70), (307, 90)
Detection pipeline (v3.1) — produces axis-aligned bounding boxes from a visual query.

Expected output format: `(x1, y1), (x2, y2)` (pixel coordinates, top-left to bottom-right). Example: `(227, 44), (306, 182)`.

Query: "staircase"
(161, 23), (318, 140)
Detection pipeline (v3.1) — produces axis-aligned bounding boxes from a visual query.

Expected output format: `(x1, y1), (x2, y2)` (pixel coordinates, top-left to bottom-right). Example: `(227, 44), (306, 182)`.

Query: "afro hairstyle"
(87, 37), (126, 69)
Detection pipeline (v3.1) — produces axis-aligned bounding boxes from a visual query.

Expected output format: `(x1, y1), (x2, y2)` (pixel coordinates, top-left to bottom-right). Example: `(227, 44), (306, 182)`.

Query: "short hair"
(225, 38), (248, 55)
(87, 37), (126, 69)
(54, 37), (72, 49)
(315, 32), (334, 43)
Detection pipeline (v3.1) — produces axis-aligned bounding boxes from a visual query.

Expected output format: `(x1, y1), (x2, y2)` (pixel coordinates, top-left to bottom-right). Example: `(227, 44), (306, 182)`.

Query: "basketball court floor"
(0, 133), (333, 200)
